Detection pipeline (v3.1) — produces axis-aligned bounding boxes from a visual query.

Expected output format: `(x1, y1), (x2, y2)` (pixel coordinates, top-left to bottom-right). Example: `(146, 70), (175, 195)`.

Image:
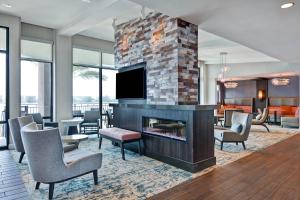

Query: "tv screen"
(116, 68), (146, 99)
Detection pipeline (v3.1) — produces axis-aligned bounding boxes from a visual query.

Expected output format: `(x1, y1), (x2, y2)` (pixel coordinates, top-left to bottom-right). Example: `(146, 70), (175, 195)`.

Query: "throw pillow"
(231, 123), (243, 133)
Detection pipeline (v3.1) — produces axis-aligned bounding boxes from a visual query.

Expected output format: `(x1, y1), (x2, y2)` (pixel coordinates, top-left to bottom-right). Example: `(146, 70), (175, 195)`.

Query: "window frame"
(72, 49), (117, 127)
(20, 39), (54, 121)
(0, 26), (9, 150)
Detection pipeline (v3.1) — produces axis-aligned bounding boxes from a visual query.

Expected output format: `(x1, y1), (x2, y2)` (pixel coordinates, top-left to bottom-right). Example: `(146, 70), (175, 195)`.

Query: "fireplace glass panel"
(142, 117), (186, 141)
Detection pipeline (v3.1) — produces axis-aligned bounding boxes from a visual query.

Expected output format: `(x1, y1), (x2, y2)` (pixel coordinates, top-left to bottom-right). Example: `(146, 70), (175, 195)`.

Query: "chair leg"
(242, 141), (246, 150)
(49, 183), (55, 199)
(93, 170), (98, 185)
(262, 124), (270, 132)
(19, 152), (25, 163)
(120, 142), (125, 160)
(138, 140), (142, 155)
(99, 136), (102, 149)
(35, 182), (40, 190)
(220, 141), (223, 150)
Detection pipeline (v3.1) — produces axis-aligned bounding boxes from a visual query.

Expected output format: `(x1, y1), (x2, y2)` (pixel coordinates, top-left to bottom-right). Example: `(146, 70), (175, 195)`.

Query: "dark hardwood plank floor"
(0, 150), (30, 200)
(150, 134), (300, 200)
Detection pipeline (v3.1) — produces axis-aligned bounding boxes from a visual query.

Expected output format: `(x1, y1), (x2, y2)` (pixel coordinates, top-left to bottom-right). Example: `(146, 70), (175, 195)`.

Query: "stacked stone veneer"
(115, 12), (198, 105)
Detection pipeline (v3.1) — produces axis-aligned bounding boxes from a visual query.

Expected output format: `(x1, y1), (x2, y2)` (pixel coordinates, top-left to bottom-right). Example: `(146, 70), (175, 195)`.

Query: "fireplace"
(142, 117), (186, 141)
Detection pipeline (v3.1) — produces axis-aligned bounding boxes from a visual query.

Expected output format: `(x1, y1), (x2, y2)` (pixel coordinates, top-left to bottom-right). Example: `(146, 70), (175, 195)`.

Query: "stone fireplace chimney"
(115, 12), (198, 105)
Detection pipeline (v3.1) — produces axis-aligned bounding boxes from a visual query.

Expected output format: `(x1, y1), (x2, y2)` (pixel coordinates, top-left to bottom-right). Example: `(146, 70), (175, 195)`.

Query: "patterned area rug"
(10, 125), (299, 199)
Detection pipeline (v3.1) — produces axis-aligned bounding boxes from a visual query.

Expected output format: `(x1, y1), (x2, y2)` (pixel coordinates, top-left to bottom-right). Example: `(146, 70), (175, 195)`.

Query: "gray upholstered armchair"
(8, 118), (25, 163)
(26, 113), (58, 129)
(21, 123), (102, 199)
(79, 111), (100, 136)
(223, 109), (244, 127)
(252, 108), (270, 132)
(214, 112), (252, 150)
(281, 108), (299, 128)
(18, 115), (41, 129)
(17, 116), (77, 155)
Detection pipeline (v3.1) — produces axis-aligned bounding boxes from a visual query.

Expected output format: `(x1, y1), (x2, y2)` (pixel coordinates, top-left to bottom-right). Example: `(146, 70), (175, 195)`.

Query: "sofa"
(281, 108), (299, 128)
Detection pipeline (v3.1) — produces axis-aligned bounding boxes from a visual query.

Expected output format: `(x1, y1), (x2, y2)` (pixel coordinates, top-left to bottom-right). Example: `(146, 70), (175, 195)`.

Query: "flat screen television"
(116, 67), (146, 99)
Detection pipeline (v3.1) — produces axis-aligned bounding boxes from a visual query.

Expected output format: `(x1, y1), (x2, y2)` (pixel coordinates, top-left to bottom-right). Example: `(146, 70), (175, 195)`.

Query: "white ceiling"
(130, 0), (300, 63)
(0, 0), (148, 39)
(0, 0), (297, 64)
(198, 29), (278, 64)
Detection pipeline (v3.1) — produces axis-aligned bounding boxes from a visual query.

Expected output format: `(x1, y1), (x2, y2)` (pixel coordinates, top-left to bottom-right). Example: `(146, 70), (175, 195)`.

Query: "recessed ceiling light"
(82, 0), (91, 3)
(1, 3), (12, 8)
(281, 2), (295, 8)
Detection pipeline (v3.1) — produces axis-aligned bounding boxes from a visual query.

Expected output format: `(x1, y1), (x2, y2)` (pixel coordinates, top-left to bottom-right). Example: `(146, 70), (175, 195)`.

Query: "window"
(0, 27), (8, 149)
(73, 48), (100, 67)
(21, 40), (53, 119)
(73, 65), (100, 115)
(21, 40), (52, 62)
(21, 61), (52, 117)
(72, 49), (117, 128)
(102, 53), (117, 112)
(73, 48), (101, 117)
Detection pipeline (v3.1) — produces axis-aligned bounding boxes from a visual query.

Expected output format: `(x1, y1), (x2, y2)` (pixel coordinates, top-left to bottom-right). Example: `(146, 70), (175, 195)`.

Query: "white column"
(53, 33), (73, 129)
(199, 61), (209, 104)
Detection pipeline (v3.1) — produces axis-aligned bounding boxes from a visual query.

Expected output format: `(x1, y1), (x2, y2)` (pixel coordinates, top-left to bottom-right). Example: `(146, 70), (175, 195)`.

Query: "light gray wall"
(0, 14), (21, 148)
(205, 61), (300, 104)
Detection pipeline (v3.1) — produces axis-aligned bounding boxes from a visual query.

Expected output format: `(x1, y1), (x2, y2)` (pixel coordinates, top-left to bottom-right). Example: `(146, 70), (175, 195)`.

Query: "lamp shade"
(258, 89), (265, 101)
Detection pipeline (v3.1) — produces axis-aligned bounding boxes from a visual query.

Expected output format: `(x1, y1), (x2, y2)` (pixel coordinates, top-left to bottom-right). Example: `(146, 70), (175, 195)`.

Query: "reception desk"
(110, 103), (216, 172)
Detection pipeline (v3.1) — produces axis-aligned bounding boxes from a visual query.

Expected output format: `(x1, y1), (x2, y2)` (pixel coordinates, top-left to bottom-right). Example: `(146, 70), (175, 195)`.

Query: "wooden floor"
(0, 151), (29, 200)
(150, 134), (300, 200)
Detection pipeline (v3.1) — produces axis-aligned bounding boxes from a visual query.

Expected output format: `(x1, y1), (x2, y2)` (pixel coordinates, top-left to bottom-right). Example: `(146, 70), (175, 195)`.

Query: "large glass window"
(21, 40), (52, 62)
(73, 48), (100, 67)
(21, 40), (53, 119)
(72, 49), (117, 127)
(21, 61), (52, 117)
(102, 53), (117, 106)
(0, 27), (8, 148)
(73, 65), (100, 116)
(72, 48), (101, 117)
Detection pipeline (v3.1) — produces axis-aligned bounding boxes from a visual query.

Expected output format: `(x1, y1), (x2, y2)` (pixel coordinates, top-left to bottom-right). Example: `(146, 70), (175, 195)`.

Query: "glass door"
(0, 27), (9, 149)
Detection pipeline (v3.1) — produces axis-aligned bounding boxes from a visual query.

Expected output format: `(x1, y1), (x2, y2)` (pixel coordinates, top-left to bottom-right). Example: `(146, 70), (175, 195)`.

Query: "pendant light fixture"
(217, 52), (238, 88)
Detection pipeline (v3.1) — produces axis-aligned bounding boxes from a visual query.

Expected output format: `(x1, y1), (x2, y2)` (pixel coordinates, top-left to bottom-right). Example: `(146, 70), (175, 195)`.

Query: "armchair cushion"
(64, 149), (98, 164)
(230, 123), (243, 134)
(214, 129), (244, 142)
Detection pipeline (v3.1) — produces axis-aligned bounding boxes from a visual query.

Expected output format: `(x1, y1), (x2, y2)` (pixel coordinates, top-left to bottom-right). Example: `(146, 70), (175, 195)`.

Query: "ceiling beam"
(58, 0), (124, 36)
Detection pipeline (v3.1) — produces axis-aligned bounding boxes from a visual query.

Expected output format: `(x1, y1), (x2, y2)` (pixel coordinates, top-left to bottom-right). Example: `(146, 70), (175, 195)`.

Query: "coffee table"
(62, 134), (88, 146)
